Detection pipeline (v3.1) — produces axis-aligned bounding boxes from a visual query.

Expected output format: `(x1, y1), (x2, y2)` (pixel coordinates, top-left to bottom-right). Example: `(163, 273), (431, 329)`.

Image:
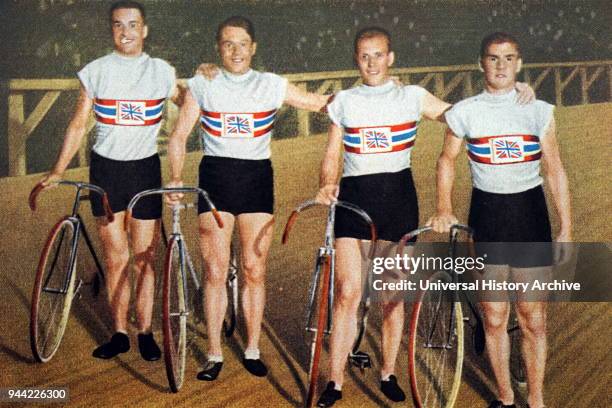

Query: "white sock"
(244, 348), (260, 360)
(381, 373), (392, 381)
(207, 354), (223, 363)
(334, 383), (342, 391)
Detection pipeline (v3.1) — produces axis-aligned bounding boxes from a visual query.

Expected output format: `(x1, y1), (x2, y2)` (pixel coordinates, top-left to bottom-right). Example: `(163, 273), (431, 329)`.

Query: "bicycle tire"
(30, 217), (78, 363)
(409, 271), (464, 408)
(162, 236), (188, 392)
(508, 310), (527, 387)
(223, 245), (239, 338)
(306, 254), (332, 408)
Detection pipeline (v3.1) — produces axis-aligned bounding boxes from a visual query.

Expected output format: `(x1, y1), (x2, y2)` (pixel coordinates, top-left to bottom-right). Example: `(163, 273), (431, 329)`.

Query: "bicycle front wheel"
(409, 271), (464, 408)
(306, 254), (332, 408)
(30, 217), (78, 363)
(162, 236), (188, 392)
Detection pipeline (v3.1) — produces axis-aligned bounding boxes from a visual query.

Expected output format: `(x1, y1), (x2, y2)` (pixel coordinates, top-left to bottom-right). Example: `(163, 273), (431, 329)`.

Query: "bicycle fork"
(42, 217), (82, 299)
(422, 292), (460, 350)
(305, 247), (335, 336)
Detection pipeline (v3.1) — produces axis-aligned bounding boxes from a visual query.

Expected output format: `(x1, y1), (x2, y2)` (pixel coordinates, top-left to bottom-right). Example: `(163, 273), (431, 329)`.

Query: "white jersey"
(188, 69), (288, 160)
(327, 81), (426, 177)
(445, 89), (554, 194)
(78, 52), (176, 161)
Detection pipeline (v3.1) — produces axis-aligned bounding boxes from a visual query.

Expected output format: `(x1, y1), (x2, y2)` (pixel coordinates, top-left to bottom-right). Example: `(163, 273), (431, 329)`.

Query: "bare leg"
(129, 218), (160, 333)
(328, 238), (363, 388)
(199, 211), (234, 357)
(380, 242), (411, 379)
(236, 213), (274, 351)
(481, 300), (514, 405)
(96, 212), (131, 333)
(512, 267), (551, 408)
(380, 301), (404, 377)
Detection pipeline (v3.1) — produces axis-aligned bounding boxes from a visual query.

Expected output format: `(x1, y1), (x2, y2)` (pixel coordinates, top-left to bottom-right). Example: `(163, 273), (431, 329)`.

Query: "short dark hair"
(479, 32), (521, 58)
(216, 16), (256, 43)
(354, 26), (392, 54)
(109, 1), (146, 23)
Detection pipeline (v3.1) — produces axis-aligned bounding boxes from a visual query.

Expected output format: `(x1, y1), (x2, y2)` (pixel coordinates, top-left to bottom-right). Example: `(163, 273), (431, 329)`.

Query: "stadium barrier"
(6, 60), (611, 177)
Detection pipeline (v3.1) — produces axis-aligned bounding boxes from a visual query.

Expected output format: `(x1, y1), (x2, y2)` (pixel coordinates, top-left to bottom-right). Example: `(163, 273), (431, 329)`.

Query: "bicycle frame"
(168, 204), (200, 318)
(126, 187), (223, 314)
(283, 199), (377, 334)
(29, 180), (113, 295)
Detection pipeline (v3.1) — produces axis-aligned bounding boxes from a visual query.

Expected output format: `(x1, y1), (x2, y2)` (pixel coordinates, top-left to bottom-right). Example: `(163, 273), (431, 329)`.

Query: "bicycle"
(399, 224), (525, 408)
(282, 199), (376, 408)
(127, 187), (222, 392)
(28, 180), (113, 363)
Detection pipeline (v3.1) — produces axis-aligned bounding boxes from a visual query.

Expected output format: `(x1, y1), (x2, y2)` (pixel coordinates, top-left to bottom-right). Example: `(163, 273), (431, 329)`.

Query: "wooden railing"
(6, 60), (611, 177)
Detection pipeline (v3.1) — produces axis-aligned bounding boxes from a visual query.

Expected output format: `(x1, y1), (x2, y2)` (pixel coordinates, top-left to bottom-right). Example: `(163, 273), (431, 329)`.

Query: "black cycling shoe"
(242, 358), (268, 377)
(92, 332), (130, 359)
(196, 361), (223, 381)
(488, 401), (516, 408)
(317, 382), (342, 407)
(137, 333), (161, 361)
(380, 375), (406, 402)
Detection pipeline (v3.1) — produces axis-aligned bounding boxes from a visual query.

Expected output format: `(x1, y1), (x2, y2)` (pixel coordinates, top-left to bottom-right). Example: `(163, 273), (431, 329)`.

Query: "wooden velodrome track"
(0, 103), (610, 407)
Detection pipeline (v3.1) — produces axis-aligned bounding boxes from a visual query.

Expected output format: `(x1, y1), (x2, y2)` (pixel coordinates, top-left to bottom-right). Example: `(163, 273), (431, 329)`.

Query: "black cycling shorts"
(89, 151), (162, 220)
(198, 156), (274, 216)
(334, 168), (419, 242)
(469, 185), (553, 267)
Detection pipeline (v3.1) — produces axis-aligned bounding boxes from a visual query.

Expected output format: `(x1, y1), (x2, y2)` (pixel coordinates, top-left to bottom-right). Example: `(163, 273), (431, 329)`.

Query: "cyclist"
(315, 27), (535, 407)
(165, 16), (331, 381)
(428, 32), (571, 408)
(39, 1), (182, 361)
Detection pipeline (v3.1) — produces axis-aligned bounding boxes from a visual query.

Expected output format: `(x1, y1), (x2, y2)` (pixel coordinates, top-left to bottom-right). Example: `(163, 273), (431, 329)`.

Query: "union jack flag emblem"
(494, 139), (522, 159)
(117, 101), (146, 124)
(226, 115), (251, 134)
(120, 103), (144, 121)
(365, 130), (389, 149)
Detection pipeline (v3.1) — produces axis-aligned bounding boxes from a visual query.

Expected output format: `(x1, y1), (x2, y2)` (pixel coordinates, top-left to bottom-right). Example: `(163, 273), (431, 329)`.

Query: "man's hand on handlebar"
(164, 180), (184, 205)
(315, 184), (339, 206)
(426, 212), (459, 234)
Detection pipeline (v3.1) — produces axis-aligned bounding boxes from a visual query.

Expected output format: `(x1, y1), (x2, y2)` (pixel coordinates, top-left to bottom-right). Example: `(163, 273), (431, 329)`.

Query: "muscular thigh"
(512, 266), (553, 302)
(96, 212), (129, 254)
(199, 211), (235, 273)
(334, 238), (366, 298)
(236, 213), (274, 269)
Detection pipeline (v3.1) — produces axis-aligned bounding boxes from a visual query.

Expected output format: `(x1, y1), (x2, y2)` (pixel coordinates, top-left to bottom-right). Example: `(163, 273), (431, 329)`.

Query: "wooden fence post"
(296, 83), (310, 137)
(8, 93), (26, 176)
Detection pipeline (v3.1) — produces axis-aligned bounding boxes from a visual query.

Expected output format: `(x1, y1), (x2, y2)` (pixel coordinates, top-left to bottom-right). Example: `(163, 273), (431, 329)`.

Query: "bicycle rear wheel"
(508, 310), (526, 387)
(223, 244), (239, 338)
(30, 217), (78, 363)
(162, 236), (188, 392)
(306, 254), (332, 408)
(409, 271), (464, 408)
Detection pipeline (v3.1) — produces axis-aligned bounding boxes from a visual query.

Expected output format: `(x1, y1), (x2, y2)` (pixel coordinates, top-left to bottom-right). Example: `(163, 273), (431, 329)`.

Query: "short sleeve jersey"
(188, 69), (288, 160)
(326, 81), (427, 177)
(78, 52), (176, 161)
(445, 89), (554, 194)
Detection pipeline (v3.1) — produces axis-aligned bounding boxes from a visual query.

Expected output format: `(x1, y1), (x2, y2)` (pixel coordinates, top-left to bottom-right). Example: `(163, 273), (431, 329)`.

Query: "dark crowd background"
(1, 0), (610, 78)
(0, 0), (610, 176)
